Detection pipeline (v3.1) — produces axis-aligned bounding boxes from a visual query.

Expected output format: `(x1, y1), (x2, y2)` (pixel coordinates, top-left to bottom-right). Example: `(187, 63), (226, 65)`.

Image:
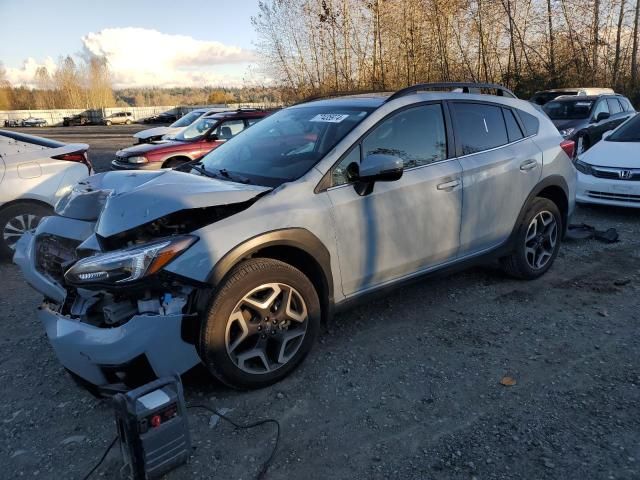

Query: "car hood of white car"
(581, 139), (640, 168)
(134, 126), (183, 140)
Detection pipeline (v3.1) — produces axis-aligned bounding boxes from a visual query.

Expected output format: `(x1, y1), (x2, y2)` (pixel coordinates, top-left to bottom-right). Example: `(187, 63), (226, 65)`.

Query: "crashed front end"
(14, 170), (269, 394)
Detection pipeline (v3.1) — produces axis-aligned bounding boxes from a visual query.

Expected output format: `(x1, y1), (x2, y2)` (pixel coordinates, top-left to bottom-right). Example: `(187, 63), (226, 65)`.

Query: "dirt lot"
(1, 126), (639, 480)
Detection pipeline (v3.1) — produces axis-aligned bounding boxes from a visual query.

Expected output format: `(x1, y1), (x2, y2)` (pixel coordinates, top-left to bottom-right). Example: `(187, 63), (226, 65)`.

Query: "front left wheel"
(199, 258), (321, 389)
(0, 202), (52, 257)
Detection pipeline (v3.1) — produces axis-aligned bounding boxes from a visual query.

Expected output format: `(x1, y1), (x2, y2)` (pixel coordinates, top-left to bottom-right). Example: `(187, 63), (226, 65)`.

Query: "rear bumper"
(576, 172), (640, 208)
(38, 303), (201, 388)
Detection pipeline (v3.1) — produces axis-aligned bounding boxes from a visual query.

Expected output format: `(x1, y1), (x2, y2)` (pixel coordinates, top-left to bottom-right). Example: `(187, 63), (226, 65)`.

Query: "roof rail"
(385, 82), (517, 103)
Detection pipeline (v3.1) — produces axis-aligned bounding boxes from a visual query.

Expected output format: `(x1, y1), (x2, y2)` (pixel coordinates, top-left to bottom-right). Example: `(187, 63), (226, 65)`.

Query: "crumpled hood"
(55, 169), (271, 238)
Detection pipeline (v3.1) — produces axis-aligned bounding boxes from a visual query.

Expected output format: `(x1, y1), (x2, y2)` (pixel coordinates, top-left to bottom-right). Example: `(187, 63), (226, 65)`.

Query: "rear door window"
(450, 103), (508, 155)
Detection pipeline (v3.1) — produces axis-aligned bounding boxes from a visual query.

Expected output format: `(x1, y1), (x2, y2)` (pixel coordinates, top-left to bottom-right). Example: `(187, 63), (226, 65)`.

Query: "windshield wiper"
(214, 168), (252, 184)
(190, 163), (225, 180)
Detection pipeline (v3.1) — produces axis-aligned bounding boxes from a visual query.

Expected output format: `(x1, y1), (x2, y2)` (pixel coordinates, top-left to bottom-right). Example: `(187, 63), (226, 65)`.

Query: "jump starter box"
(113, 376), (191, 479)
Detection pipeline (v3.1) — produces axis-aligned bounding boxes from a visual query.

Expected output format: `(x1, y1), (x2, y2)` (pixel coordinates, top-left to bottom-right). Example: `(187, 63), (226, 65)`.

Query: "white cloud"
(5, 57), (58, 87)
(5, 27), (258, 88)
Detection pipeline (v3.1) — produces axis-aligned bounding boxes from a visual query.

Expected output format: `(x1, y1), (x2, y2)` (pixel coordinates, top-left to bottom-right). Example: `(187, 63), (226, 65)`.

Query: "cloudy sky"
(0, 0), (262, 88)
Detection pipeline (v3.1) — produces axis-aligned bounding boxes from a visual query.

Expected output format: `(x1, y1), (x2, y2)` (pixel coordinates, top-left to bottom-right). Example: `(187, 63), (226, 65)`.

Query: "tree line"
(252, 0), (640, 102)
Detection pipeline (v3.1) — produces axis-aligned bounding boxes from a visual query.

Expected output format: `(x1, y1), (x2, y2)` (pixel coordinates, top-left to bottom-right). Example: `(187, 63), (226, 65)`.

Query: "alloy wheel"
(524, 211), (558, 270)
(225, 283), (308, 374)
(2, 214), (41, 250)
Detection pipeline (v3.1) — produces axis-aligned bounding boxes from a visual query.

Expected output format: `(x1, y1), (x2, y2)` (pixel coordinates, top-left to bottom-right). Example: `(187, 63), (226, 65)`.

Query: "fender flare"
(509, 175), (570, 242)
(207, 227), (334, 306)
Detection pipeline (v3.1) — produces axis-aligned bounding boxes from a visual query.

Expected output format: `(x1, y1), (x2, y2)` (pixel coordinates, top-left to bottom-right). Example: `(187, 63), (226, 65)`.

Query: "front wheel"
(199, 258), (321, 389)
(0, 202), (52, 257)
(500, 197), (562, 280)
(105, 120), (112, 126)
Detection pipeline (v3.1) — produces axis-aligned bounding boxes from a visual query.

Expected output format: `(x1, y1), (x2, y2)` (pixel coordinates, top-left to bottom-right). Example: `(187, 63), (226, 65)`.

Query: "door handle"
(520, 159), (538, 171)
(436, 179), (461, 191)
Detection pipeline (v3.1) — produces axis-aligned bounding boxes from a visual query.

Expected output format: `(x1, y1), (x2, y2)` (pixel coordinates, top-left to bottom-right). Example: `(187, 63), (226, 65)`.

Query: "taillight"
(52, 150), (92, 171)
(560, 140), (575, 159)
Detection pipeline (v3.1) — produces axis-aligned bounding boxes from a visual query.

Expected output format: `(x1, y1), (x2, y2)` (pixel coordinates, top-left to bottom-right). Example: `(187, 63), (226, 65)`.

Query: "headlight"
(574, 159), (593, 175)
(65, 236), (196, 286)
(127, 156), (148, 164)
(559, 128), (575, 138)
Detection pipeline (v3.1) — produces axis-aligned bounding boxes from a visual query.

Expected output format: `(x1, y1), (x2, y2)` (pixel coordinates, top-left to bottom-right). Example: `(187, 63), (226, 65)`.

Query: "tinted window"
(362, 104), (447, 169)
(607, 98), (623, 114)
(503, 108), (524, 142)
(608, 114), (640, 142)
(517, 110), (540, 136)
(619, 97), (634, 112)
(592, 100), (609, 119)
(332, 145), (361, 186)
(451, 103), (508, 155)
(543, 100), (593, 120)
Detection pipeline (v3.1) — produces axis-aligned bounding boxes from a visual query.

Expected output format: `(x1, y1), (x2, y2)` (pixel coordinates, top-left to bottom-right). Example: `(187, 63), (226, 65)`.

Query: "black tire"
(199, 258), (321, 389)
(0, 202), (52, 258)
(125, 119), (132, 125)
(105, 120), (112, 126)
(500, 197), (562, 280)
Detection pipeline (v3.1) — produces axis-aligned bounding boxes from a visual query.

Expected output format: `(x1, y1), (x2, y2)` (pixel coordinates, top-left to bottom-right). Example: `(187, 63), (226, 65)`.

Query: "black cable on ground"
(81, 436), (118, 480)
(187, 403), (281, 480)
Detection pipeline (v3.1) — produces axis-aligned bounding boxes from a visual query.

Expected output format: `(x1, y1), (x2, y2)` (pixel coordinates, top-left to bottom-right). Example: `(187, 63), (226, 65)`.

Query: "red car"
(111, 109), (269, 170)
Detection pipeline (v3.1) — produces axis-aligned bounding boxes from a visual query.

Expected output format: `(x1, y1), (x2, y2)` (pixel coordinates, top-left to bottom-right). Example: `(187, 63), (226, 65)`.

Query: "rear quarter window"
(516, 110), (539, 136)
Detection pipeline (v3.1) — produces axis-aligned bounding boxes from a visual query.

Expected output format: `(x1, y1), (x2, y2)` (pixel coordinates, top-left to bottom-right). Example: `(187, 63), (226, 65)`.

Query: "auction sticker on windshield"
(310, 113), (350, 123)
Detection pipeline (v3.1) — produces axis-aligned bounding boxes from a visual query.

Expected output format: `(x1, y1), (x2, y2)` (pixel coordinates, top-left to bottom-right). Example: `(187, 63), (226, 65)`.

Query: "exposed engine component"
(103, 299), (137, 325)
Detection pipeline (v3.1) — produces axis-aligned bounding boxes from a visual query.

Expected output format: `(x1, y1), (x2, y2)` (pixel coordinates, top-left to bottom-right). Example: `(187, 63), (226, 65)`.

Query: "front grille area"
(35, 234), (80, 285)
(587, 190), (640, 203)
(592, 167), (640, 181)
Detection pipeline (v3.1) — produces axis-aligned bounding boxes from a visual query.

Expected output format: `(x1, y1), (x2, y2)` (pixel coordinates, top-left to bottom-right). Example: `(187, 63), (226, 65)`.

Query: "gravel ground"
(1, 126), (639, 480)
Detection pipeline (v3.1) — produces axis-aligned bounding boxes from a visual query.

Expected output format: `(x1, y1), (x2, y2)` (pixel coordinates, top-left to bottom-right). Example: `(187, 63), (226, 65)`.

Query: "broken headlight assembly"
(65, 236), (196, 286)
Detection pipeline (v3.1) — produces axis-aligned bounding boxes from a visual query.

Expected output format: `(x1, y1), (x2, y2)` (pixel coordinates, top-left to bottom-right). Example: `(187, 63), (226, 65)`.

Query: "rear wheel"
(500, 197), (562, 280)
(0, 202), (52, 258)
(105, 120), (112, 126)
(125, 119), (132, 125)
(199, 258), (320, 389)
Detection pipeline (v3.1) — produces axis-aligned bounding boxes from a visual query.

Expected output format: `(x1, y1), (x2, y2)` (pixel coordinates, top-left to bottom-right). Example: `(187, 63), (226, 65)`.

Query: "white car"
(0, 130), (90, 256)
(133, 108), (228, 143)
(575, 113), (640, 207)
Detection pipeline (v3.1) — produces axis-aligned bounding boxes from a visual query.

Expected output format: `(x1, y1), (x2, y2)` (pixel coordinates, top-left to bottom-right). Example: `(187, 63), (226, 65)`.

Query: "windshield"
(200, 105), (374, 187)
(171, 110), (203, 128)
(608, 114), (640, 142)
(543, 100), (593, 120)
(174, 116), (219, 141)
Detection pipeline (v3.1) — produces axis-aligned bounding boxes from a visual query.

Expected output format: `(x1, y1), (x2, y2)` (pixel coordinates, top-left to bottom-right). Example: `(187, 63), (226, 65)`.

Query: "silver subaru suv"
(14, 83), (576, 393)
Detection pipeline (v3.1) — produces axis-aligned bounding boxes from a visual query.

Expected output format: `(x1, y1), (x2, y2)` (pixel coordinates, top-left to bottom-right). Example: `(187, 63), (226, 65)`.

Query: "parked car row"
(4, 117), (48, 128)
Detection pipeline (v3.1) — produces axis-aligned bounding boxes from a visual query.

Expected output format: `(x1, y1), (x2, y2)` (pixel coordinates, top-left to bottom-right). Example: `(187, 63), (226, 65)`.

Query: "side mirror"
(594, 112), (610, 123)
(352, 153), (403, 196)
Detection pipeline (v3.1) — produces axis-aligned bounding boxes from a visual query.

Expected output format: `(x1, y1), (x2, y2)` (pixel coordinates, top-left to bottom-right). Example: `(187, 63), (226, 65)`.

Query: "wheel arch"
(162, 156), (192, 168)
(207, 228), (334, 324)
(512, 175), (569, 241)
(0, 197), (53, 213)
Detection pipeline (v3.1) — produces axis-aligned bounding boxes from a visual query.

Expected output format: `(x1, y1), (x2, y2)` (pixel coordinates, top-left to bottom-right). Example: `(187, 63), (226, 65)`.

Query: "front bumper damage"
(37, 302), (200, 389)
(14, 217), (202, 393)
